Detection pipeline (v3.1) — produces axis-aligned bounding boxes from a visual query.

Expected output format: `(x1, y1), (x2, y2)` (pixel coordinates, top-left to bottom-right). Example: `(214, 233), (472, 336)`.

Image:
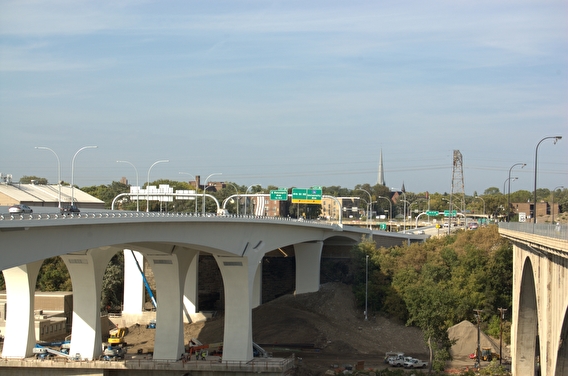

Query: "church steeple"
(377, 149), (386, 186)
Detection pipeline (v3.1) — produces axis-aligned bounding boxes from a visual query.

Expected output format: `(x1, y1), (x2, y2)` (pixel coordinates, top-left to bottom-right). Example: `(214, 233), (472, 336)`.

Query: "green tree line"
(351, 225), (512, 371)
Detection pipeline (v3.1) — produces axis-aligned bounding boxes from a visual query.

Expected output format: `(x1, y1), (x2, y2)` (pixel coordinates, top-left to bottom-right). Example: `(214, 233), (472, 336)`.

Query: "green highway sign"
(291, 188), (322, 204)
(379, 223), (387, 230)
(444, 210), (458, 217)
(426, 211), (439, 216)
(270, 189), (288, 201)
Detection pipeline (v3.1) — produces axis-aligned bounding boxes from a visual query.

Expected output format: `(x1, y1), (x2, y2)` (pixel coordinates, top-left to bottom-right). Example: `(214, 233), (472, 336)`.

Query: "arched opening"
(556, 305), (568, 375)
(516, 256), (539, 375)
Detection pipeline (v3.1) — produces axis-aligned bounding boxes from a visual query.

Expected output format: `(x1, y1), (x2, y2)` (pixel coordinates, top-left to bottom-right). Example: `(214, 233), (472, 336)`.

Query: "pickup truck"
(404, 358), (428, 368)
(389, 356), (413, 367)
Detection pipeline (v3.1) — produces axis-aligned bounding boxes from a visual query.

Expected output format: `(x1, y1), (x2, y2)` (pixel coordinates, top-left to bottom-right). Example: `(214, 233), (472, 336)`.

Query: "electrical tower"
(450, 150), (466, 216)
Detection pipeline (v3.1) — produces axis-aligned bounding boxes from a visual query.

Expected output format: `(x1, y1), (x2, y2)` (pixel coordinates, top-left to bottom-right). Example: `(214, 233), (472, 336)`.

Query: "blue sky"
(1, 0), (566, 195)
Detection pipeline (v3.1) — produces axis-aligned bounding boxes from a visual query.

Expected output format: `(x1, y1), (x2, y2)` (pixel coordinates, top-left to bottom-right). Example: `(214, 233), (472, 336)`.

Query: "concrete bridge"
(0, 211), (420, 365)
(498, 223), (568, 376)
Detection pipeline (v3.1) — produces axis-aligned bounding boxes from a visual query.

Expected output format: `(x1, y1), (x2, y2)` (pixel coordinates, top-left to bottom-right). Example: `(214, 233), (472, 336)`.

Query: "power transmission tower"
(450, 150), (466, 221)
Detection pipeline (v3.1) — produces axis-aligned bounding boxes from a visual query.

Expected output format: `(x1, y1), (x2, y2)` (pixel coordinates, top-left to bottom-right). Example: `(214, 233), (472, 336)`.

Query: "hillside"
(124, 282), (429, 374)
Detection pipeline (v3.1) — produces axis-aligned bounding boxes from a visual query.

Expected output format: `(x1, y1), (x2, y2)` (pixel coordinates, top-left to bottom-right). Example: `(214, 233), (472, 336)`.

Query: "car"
(60, 205), (80, 215)
(468, 222), (479, 230)
(413, 230), (425, 235)
(9, 204), (33, 214)
(404, 358), (428, 368)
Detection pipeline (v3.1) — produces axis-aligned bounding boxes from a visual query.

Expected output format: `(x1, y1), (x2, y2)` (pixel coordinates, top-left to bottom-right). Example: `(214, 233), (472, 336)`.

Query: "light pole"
(356, 188), (372, 229)
(244, 184), (260, 216)
(35, 147), (61, 208)
(533, 136), (562, 223)
(365, 254), (369, 321)
(118, 160), (140, 211)
(179, 172), (198, 214)
(377, 196), (392, 229)
(503, 176), (519, 222)
(498, 308), (507, 366)
(474, 309), (483, 368)
(225, 183), (240, 215)
(71, 146), (97, 205)
(474, 196), (486, 217)
(442, 197), (451, 234)
(551, 186), (564, 224)
(146, 160), (169, 212)
(507, 163), (526, 220)
(202, 173), (222, 215)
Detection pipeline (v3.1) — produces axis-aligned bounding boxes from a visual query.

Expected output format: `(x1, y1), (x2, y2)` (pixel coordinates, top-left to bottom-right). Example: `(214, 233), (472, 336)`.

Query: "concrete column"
(251, 259), (262, 308)
(123, 249), (144, 314)
(294, 241), (323, 294)
(1, 260), (43, 358)
(183, 251), (199, 323)
(215, 254), (262, 361)
(146, 248), (196, 360)
(61, 248), (118, 360)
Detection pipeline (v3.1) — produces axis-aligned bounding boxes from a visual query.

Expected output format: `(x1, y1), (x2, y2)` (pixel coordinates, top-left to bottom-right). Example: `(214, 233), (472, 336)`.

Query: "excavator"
(108, 327), (128, 346)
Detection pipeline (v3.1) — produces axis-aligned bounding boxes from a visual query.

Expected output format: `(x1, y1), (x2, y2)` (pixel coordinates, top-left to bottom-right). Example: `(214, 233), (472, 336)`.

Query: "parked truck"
(404, 358), (428, 368)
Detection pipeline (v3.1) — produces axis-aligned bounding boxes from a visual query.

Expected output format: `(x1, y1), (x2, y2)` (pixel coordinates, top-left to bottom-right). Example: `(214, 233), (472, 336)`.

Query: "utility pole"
(473, 309), (483, 368)
(498, 308), (507, 365)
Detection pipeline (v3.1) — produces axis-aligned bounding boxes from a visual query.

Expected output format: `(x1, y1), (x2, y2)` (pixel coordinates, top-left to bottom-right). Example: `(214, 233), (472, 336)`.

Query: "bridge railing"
(498, 222), (567, 240)
(0, 211), (338, 228)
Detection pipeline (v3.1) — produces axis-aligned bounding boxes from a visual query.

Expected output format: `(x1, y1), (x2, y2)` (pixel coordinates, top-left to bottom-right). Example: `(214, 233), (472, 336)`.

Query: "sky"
(1, 0), (567, 195)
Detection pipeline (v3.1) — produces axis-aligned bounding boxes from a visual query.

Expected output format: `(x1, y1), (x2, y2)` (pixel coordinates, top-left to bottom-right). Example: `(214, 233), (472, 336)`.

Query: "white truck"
(389, 355), (413, 367)
(404, 358), (428, 368)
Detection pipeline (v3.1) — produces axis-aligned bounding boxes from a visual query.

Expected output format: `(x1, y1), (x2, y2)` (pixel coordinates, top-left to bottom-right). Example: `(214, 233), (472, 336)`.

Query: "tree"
(19, 176), (48, 185)
(484, 187), (501, 195)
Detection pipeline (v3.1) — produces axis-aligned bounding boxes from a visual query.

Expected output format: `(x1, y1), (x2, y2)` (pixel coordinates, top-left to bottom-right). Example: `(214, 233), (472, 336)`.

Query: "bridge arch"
(516, 256), (539, 375)
(557, 305), (568, 375)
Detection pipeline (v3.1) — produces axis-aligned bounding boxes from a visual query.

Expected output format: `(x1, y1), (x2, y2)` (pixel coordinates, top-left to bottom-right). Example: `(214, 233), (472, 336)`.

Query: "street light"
(507, 163), (526, 220)
(503, 177), (517, 198)
(179, 172), (198, 214)
(474, 196), (485, 217)
(365, 254), (369, 321)
(202, 173), (222, 215)
(498, 308), (507, 366)
(244, 184), (260, 216)
(377, 196), (392, 225)
(35, 147), (61, 208)
(225, 183), (240, 215)
(118, 160), (140, 211)
(551, 185), (564, 224)
(71, 146), (97, 205)
(356, 189), (372, 229)
(533, 136), (562, 223)
(146, 160), (169, 212)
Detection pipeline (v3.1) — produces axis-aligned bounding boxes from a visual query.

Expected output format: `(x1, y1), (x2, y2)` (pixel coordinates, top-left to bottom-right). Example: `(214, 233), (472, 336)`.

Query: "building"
(511, 201), (559, 222)
(0, 177), (105, 209)
(0, 291), (73, 342)
(321, 197), (360, 220)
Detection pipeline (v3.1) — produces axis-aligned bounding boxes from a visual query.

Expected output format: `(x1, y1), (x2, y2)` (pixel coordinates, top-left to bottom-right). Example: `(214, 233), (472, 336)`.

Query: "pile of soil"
(124, 282), (429, 374)
(123, 284), (509, 374)
(448, 320), (509, 361)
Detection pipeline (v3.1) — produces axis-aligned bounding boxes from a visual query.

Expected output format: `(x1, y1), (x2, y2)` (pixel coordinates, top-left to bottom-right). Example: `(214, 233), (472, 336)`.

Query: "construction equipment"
(481, 347), (500, 361)
(108, 327), (128, 346)
(100, 344), (127, 361)
(130, 250), (157, 310)
(33, 342), (79, 360)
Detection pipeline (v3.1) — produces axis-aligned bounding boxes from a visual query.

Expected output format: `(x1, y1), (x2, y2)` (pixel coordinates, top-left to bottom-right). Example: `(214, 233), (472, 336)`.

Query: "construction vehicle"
(185, 339), (270, 358)
(100, 344), (127, 361)
(108, 327), (128, 346)
(130, 250), (158, 310)
(33, 342), (80, 360)
(481, 347), (500, 361)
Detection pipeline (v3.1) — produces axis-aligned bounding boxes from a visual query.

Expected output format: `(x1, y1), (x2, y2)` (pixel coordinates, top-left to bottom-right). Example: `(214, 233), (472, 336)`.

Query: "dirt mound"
(448, 320), (504, 360)
(124, 282), (430, 374)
